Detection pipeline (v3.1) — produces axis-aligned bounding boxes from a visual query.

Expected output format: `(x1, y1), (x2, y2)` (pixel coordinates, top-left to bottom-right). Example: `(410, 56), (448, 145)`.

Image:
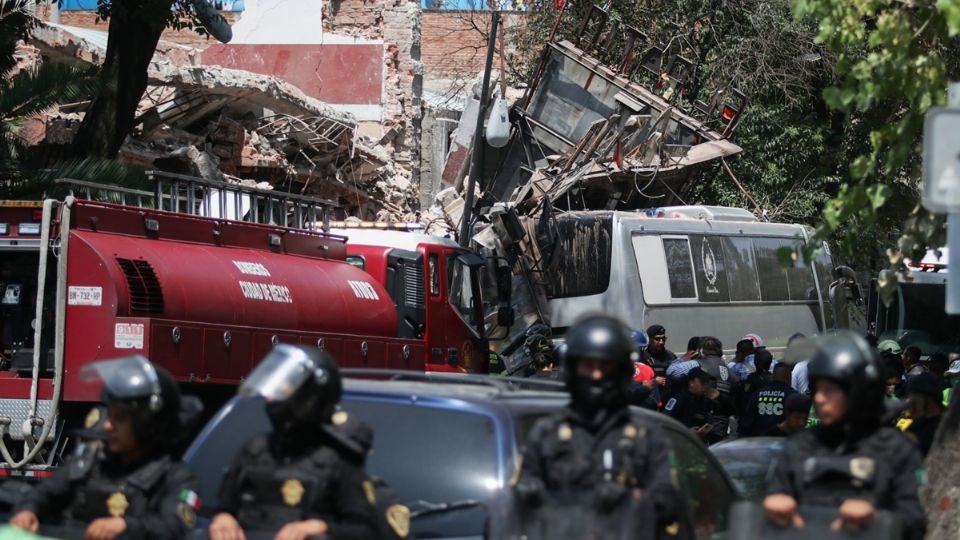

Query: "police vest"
(66, 445), (173, 524)
(514, 417), (657, 540)
(798, 452), (890, 507)
(234, 444), (344, 530)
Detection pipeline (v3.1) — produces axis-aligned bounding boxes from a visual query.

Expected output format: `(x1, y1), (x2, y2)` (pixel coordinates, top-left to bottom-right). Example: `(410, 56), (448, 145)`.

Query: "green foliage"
(0, 63), (102, 176)
(94, 0), (221, 39)
(793, 0), (960, 268)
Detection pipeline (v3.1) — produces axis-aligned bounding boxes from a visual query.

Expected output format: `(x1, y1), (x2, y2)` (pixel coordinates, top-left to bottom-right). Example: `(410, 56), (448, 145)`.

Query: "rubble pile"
(22, 23), (420, 221)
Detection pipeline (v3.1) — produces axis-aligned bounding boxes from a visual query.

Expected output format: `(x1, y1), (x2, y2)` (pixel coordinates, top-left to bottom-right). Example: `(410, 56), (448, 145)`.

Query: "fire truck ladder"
(0, 174), (338, 470)
(57, 171), (337, 230)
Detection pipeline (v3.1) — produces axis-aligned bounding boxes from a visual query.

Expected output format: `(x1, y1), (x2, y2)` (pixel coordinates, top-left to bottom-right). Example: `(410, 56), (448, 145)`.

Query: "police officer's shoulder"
(242, 433), (271, 455)
(527, 413), (570, 442)
(874, 426), (923, 454)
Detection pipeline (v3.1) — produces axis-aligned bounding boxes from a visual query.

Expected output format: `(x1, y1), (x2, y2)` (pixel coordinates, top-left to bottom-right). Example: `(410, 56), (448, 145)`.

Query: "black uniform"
(514, 408), (677, 538)
(14, 442), (197, 539)
(767, 426), (926, 539)
(502, 315), (679, 540)
(737, 380), (797, 437)
(216, 432), (377, 539)
(216, 344), (381, 539)
(663, 389), (736, 444)
(765, 332), (927, 540)
(642, 348), (676, 377)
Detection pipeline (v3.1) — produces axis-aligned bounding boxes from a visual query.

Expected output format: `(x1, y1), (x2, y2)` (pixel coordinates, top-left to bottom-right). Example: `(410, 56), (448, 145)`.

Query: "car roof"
(709, 436), (785, 452)
(341, 373), (692, 431)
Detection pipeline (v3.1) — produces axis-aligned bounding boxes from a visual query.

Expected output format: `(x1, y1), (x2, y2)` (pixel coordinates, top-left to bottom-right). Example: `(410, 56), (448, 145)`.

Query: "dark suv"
(184, 373), (740, 539)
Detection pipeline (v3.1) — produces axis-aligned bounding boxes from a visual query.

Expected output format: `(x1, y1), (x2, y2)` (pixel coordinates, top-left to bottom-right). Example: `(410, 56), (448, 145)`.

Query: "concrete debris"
(24, 23), (419, 222)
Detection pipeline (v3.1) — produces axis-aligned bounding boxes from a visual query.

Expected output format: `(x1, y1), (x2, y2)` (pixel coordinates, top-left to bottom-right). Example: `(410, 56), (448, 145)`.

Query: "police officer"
(737, 361), (797, 437)
(663, 365), (736, 444)
(507, 314), (679, 539)
(9, 355), (199, 540)
(209, 344), (379, 540)
(763, 332), (926, 540)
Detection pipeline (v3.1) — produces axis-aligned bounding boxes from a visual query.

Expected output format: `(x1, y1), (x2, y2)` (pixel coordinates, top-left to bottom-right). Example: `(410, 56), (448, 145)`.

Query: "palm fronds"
(0, 63), (102, 125)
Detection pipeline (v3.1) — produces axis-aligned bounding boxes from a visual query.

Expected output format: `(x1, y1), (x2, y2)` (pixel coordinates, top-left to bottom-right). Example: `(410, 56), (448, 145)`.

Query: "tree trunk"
(71, 0), (174, 159)
(920, 392), (960, 538)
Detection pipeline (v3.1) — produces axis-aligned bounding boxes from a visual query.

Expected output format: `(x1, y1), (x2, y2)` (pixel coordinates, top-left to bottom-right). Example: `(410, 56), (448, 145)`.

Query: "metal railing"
(56, 171), (337, 232)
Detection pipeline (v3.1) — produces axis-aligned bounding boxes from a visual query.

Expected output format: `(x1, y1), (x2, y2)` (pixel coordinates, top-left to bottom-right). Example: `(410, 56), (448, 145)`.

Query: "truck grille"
(404, 262), (425, 309)
(116, 258), (164, 315)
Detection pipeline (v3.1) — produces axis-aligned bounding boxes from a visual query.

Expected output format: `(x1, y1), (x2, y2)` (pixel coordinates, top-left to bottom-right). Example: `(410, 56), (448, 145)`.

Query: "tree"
(1, 0), (145, 197)
(71, 0), (220, 159)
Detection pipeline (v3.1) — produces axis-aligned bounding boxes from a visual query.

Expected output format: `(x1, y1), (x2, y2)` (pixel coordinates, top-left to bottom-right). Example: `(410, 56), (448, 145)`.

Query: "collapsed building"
(18, 0), (424, 222)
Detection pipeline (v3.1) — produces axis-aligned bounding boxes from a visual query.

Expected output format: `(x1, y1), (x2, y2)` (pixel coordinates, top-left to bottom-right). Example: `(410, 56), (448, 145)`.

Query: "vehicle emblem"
(332, 411), (349, 426)
(558, 424), (573, 441)
(386, 504), (411, 538)
(363, 480), (377, 505)
(849, 457), (875, 481)
(106, 492), (129, 517)
(701, 241), (718, 287)
(84, 407), (101, 429)
(282, 479), (305, 506)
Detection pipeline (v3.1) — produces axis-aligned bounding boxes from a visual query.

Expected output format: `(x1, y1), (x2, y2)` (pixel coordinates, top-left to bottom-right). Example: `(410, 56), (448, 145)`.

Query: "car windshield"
(711, 444), (783, 501)
(877, 282), (960, 355)
(342, 400), (499, 538)
(185, 394), (500, 539)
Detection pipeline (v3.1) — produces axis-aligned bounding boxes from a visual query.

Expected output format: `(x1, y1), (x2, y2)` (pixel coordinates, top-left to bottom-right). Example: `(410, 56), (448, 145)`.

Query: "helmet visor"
(78, 355), (161, 403)
(240, 344), (316, 401)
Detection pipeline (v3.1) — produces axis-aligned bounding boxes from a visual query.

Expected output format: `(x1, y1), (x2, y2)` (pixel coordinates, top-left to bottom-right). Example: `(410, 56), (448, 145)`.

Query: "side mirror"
(496, 265), (514, 328)
(496, 265), (512, 304)
(497, 306), (515, 328)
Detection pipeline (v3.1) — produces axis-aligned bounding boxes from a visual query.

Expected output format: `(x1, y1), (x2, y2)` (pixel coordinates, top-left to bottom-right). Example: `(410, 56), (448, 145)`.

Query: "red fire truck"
(329, 226), (507, 373)
(0, 174), (503, 474)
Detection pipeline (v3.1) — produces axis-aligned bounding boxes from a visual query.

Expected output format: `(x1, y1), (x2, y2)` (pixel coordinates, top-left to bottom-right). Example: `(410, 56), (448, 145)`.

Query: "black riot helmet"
(562, 314), (637, 417)
(79, 355), (182, 453)
(240, 344), (343, 432)
(807, 331), (885, 425)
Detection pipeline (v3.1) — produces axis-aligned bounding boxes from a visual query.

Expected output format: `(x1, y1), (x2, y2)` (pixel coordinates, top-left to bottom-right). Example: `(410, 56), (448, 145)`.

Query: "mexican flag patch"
(179, 489), (201, 511)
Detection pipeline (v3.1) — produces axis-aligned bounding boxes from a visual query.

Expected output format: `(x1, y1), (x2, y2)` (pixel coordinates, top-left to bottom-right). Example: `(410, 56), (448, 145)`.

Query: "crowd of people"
(616, 324), (957, 458)
(4, 315), (954, 539)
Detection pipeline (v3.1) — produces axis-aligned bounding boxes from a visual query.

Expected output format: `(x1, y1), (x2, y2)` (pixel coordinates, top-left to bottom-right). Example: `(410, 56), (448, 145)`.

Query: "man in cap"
(508, 314), (679, 539)
(10, 356), (200, 539)
(208, 345), (380, 540)
(764, 332), (926, 539)
(643, 324), (677, 377)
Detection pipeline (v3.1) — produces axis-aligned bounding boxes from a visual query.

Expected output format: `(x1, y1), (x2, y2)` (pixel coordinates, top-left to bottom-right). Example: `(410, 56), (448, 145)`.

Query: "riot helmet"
(79, 355), (182, 453)
(562, 315), (636, 417)
(807, 332), (885, 425)
(241, 344), (343, 432)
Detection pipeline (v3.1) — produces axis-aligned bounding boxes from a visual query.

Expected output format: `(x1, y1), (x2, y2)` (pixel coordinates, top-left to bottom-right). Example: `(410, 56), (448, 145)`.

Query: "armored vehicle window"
(663, 238), (697, 299)
(721, 236), (761, 302)
(753, 238), (790, 302)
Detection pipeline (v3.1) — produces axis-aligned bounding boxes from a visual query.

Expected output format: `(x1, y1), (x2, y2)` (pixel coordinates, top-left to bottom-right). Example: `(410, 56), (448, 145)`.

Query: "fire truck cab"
(330, 227), (501, 372)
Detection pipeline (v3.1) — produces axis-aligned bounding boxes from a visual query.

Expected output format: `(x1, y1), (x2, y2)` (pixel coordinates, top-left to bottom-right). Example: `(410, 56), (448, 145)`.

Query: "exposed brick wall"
(421, 11), (525, 79)
(324, 0), (423, 186)
(51, 10), (241, 49)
